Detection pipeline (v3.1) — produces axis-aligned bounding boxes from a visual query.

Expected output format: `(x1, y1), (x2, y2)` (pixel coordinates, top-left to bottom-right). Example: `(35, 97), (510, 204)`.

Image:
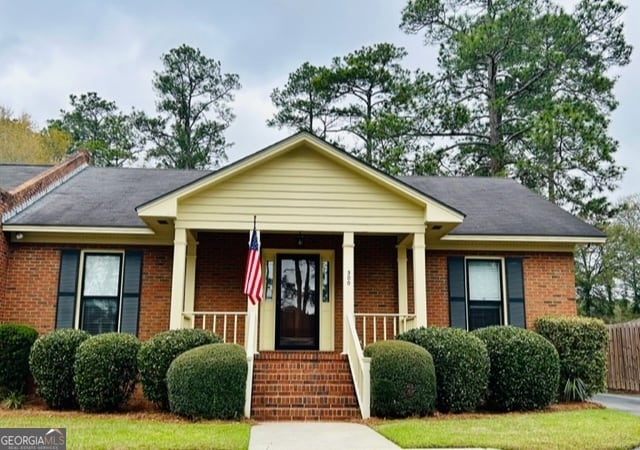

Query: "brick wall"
(2, 245), (61, 331)
(137, 247), (173, 340)
(425, 250), (577, 328)
(1, 234), (578, 344)
(1, 243), (173, 340)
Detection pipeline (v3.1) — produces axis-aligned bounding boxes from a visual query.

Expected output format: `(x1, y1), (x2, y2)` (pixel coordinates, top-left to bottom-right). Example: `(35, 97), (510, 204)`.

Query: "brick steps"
(251, 406), (360, 421)
(251, 351), (361, 421)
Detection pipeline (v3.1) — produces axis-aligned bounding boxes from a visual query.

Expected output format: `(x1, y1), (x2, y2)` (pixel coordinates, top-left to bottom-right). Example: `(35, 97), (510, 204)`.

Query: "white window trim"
(464, 256), (509, 329)
(74, 249), (126, 332)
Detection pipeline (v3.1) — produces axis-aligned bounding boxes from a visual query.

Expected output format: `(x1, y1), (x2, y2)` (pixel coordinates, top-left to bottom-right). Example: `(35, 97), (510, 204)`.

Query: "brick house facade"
(0, 133), (603, 342)
(0, 133), (603, 419)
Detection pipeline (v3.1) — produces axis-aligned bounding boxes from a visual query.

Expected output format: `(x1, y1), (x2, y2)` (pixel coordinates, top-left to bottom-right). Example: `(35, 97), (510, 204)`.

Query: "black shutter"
(120, 251), (143, 336)
(55, 250), (80, 329)
(506, 257), (526, 328)
(447, 256), (467, 329)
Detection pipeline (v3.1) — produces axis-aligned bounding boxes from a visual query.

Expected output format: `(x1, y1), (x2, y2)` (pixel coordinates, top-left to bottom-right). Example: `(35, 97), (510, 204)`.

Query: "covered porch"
(169, 230), (427, 350)
(135, 133), (463, 418)
(164, 228), (432, 419)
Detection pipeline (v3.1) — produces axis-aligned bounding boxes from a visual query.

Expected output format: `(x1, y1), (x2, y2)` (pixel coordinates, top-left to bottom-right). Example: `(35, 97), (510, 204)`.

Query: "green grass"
(0, 411), (250, 450)
(372, 409), (640, 450)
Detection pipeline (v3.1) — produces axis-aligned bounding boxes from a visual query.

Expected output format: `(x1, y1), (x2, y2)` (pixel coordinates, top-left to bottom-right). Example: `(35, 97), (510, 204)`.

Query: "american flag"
(243, 221), (263, 305)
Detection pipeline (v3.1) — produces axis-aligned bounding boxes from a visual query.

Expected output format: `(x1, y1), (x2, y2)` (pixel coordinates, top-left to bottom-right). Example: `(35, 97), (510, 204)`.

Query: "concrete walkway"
(246, 394), (640, 450)
(593, 393), (640, 416)
(248, 422), (399, 450)
(248, 421), (496, 450)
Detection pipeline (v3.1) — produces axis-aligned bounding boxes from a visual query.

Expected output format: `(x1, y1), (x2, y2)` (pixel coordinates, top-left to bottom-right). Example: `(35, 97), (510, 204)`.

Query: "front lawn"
(372, 408), (640, 450)
(0, 409), (250, 450)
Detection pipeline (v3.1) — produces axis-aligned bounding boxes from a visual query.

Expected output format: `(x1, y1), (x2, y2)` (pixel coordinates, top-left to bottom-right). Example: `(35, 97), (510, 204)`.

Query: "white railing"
(244, 307), (258, 418)
(354, 313), (416, 347)
(182, 311), (248, 345)
(345, 313), (370, 419)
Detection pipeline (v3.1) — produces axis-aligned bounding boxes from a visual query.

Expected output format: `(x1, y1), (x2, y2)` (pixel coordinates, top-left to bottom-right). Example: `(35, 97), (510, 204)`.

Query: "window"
(448, 256), (525, 331)
(467, 259), (503, 330)
(80, 253), (123, 335)
(55, 250), (142, 335)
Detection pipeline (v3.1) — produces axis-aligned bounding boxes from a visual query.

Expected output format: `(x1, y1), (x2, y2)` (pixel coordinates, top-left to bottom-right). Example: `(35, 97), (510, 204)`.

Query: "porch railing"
(345, 313), (370, 419)
(182, 311), (248, 345)
(354, 313), (416, 347)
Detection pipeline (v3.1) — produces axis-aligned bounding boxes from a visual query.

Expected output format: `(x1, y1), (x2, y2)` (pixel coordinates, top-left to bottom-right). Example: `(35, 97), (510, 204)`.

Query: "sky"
(0, 0), (638, 199)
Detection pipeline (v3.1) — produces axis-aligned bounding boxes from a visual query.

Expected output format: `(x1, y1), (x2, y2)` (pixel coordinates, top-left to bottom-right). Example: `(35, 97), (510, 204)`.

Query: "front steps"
(251, 351), (361, 421)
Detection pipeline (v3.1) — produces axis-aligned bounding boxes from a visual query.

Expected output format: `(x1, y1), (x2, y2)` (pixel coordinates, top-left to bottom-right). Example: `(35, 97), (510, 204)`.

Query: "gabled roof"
(400, 176), (605, 239)
(3, 132), (605, 242)
(0, 164), (52, 191)
(136, 132), (463, 226)
(5, 167), (210, 228)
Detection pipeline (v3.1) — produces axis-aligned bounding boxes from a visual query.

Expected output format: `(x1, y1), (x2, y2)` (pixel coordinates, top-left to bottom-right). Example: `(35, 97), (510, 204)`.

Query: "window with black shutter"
(55, 250), (142, 336)
(447, 256), (525, 331)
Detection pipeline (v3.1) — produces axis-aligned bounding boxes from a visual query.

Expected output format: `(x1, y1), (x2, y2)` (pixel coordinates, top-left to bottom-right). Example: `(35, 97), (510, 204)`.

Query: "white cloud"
(0, 0), (638, 198)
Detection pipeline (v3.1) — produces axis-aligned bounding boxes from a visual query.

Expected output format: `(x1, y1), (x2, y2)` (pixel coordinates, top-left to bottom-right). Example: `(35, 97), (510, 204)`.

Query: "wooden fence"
(607, 321), (640, 392)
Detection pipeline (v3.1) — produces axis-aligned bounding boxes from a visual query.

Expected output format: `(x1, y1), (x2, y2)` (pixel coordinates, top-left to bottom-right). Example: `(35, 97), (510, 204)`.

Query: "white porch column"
(169, 227), (187, 329)
(412, 232), (427, 327)
(342, 232), (355, 353)
(397, 245), (408, 316)
(182, 231), (198, 328)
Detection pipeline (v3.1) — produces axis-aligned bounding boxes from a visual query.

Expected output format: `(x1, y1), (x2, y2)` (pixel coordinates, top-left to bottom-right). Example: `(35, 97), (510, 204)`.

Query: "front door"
(276, 254), (319, 350)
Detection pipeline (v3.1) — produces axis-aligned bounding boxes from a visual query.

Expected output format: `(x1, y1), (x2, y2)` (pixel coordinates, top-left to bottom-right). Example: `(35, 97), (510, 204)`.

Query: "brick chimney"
(0, 150), (91, 222)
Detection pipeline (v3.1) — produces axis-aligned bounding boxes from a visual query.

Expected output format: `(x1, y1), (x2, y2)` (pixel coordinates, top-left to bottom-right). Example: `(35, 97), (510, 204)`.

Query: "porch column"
(397, 245), (408, 316)
(342, 232), (355, 353)
(412, 232), (427, 327)
(169, 227), (187, 329)
(182, 231), (198, 328)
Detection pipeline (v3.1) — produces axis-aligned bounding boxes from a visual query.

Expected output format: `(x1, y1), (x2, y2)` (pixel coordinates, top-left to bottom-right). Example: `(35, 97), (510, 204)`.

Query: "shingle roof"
(5, 167), (211, 228)
(5, 163), (603, 239)
(0, 164), (52, 191)
(399, 176), (604, 238)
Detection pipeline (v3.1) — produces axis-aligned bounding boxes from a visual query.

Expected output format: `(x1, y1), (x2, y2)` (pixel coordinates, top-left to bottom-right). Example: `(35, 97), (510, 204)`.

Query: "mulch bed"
(2, 385), (603, 423)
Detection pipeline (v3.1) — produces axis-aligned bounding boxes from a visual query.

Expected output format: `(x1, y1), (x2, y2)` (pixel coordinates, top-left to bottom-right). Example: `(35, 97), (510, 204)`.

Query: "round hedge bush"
(138, 329), (222, 410)
(167, 343), (247, 420)
(473, 326), (559, 411)
(363, 340), (436, 418)
(29, 329), (90, 409)
(0, 323), (38, 393)
(398, 326), (489, 413)
(74, 333), (140, 412)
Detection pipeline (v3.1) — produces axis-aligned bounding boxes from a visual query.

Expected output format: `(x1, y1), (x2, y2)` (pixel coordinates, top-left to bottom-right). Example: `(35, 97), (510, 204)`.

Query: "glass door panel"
(276, 254), (319, 349)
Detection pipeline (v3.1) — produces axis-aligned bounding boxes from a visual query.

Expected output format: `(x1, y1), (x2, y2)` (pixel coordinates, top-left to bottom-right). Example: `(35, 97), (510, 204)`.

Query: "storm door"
(276, 254), (319, 350)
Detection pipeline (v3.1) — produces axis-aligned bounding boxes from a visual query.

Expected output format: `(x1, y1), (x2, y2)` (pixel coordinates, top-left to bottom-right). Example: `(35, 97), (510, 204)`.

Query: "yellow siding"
(177, 145), (426, 232)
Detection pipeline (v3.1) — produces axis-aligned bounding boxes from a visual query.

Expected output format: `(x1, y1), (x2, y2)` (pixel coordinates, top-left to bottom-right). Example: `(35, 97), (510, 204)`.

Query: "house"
(0, 132), (605, 419)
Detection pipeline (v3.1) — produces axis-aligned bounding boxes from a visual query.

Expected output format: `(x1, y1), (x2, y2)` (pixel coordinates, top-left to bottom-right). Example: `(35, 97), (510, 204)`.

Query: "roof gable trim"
(137, 132), (464, 224)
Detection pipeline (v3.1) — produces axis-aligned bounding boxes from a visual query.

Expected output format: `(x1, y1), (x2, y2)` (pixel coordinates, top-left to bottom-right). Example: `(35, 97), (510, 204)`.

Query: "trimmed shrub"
(74, 333), (140, 412)
(473, 326), (559, 411)
(363, 340), (436, 418)
(138, 329), (222, 410)
(398, 326), (489, 413)
(29, 329), (90, 409)
(167, 343), (247, 420)
(0, 324), (38, 393)
(534, 316), (609, 400)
